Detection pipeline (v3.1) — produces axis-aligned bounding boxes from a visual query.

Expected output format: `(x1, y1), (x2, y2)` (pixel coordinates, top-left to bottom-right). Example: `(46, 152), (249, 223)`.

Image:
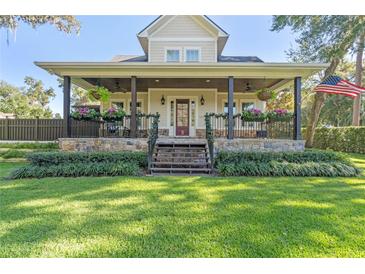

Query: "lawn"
(0, 154), (365, 257)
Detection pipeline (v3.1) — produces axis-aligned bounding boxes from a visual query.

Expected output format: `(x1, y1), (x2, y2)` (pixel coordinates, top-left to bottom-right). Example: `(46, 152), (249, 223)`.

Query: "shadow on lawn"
(1, 175), (365, 257)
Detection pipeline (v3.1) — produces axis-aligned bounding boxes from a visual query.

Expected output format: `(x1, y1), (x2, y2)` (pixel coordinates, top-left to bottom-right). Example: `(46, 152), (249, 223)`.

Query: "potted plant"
(101, 107), (126, 121)
(241, 108), (267, 122)
(88, 86), (111, 102)
(267, 109), (293, 122)
(256, 88), (275, 101)
(70, 107), (100, 121)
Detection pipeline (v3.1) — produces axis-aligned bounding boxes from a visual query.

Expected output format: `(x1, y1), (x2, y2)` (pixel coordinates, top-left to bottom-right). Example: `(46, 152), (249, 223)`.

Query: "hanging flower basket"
(88, 86), (111, 102)
(257, 89), (275, 101)
(101, 107), (126, 122)
(70, 107), (100, 121)
(267, 109), (294, 122)
(241, 108), (267, 122)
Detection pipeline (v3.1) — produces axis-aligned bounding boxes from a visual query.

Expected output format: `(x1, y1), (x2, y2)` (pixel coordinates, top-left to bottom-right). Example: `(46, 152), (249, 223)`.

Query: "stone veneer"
(213, 138), (305, 153)
(59, 138), (148, 152)
(59, 137), (305, 153)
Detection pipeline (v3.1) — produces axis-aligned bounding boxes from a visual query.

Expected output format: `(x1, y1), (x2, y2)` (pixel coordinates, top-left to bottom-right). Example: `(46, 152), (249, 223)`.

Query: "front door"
(176, 99), (189, 136)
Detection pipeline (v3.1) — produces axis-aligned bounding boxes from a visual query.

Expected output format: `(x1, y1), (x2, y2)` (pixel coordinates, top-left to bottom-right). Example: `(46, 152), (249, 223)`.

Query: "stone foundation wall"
(59, 138), (148, 152)
(214, 138), (305, 153)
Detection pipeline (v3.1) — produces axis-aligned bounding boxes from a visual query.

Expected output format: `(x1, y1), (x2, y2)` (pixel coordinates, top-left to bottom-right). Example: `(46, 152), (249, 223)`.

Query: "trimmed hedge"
(0, 149), (28, 159)
(218, 161), (360, 177)
(27, 151), (148, 168)
(0, 142), (58, 149)
(310, 127), (365, 154)
(214, 150), (361, 177)
(9, 162), (140, 179)
(214, 150), (349, 167)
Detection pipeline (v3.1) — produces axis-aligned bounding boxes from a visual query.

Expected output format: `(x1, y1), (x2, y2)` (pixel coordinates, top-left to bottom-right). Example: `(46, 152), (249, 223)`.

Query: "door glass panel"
(177, 103), (189, 126)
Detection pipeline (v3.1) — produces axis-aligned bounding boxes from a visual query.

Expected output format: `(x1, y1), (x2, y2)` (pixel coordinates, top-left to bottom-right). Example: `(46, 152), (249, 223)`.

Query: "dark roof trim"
(218, 56), (264, 63)
(137, 15), (162, 36)
(138, 15), (229, 37)
(203, 15), (229, 36)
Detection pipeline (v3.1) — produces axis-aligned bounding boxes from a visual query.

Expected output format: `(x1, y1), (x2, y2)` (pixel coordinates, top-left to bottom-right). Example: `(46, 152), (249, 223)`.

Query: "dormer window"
(166, 49), (181, 62)
(185, 48), (200, 62)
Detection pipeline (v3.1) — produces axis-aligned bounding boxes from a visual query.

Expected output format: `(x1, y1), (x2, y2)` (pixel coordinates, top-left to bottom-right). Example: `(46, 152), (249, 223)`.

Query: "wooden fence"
(0, 119), (101, 141)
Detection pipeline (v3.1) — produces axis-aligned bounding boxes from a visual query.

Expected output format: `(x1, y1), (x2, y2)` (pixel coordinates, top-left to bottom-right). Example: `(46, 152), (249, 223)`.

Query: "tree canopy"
(271, 16), (365, 146)
(0, 77), (58, 118)
(0, 16), (80, 34)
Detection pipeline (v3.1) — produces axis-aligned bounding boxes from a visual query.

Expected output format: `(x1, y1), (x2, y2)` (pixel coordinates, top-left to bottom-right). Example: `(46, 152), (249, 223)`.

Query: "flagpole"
(352, 34), (364, 126)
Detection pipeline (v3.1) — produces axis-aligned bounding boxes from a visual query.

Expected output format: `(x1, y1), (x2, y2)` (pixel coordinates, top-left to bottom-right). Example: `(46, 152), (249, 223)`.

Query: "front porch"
(62, 75), (302, 141)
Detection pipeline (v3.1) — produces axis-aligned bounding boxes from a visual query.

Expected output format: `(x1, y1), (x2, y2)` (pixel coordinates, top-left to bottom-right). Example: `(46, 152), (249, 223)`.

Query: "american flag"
(314, 75), (365, 98)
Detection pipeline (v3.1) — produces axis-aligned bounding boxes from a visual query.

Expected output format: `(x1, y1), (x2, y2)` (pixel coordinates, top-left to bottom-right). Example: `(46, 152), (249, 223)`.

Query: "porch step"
(150, 139), (212, 175)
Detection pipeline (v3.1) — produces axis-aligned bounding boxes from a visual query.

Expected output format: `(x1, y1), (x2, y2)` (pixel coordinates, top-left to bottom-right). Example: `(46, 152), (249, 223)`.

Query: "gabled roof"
(137, 15), (229, 55)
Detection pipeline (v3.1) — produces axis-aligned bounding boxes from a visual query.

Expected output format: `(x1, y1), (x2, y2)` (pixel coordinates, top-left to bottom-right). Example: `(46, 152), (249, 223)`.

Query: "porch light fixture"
(161, 95), (166, 105)
(155, 79), (160, 83)
(200, 95), (205, 106)
(205, 79), (211, 83)
(246, 82), (252, 91)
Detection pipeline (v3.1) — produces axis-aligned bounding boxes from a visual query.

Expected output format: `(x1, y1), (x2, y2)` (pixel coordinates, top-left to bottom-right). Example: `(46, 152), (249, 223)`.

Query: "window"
(185, 49), (200, 62)
(129, 101), (143, 113)
(224, 102), (237, 114)
(166, 49), (180, 62)
(241, 102), (255, 111)
(111, 101), (124, 110)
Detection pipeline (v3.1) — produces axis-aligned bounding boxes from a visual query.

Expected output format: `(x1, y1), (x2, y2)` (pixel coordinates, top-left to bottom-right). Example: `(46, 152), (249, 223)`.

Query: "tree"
(0, 77), (56, 118)
(352, 33), (365, 125)
(271, 16), (365, 147)
(57, 78), (92, 106)
(0, 16), (80, 33)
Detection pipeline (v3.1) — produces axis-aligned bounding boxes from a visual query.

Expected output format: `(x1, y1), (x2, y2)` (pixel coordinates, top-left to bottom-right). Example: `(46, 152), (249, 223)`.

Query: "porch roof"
(35, 61), (328, 80)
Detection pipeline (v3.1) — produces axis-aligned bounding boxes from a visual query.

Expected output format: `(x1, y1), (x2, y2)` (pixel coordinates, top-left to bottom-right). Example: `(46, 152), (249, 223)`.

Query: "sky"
(0, 16), (296, 115)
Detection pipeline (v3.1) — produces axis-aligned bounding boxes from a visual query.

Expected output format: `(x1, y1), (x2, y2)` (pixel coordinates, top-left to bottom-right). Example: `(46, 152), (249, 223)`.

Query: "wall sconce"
(161, 95), (165, 105)
(200, 95), (205, 106)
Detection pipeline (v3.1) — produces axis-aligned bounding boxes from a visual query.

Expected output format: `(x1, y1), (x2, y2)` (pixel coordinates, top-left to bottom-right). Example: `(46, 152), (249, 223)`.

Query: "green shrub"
(308, 127), (365, 154)
(9, 162), (140, 179)
(0, 149), (28, 159)
(214, 150), (348, 167)
(0, 142), (58, 149)
(217, 161), (360, 177)
(27, 151), (148, 167)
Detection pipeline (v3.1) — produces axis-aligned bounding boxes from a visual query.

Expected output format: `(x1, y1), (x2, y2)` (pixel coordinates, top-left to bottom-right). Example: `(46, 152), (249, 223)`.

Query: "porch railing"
(205, 113), (293, 139)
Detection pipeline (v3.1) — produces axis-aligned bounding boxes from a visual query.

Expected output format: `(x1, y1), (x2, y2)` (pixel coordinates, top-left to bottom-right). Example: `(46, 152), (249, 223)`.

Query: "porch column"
(293, 76), (302, 140)
(227, 76), (234, 139)
(63, 76), (71, 137)
(130, 76), (137, 138)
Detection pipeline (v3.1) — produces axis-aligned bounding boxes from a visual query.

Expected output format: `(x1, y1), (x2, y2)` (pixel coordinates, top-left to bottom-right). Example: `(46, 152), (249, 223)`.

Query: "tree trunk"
(352, 33), (365, 126)
(305, 58), (340, 147)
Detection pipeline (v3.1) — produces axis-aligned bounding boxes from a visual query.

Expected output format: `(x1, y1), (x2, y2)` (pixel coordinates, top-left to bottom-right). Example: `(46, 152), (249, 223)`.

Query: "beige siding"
(151, 16), (213, 38)
(217, 93), (266, 113)
(149, 40), (216, 63)
(102, 92), (148, 113)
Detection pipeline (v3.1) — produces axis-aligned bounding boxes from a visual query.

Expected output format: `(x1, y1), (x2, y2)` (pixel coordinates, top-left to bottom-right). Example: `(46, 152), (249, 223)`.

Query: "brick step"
(153, 156), (208, 160)
(156, 147), (207, 151)
(150, 167), (211, 174)
(152, 162), (210, 167)
(155, 152), (208, 157)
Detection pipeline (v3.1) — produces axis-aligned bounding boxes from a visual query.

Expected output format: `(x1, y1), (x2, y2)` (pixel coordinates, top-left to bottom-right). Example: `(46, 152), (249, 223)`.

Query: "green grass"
(0, 153), (365, 257)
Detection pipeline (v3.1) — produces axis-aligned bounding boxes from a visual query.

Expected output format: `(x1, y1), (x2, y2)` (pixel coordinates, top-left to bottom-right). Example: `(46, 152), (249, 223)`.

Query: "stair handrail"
(147, 112), (160, 172)
(204, 113), (215, 170)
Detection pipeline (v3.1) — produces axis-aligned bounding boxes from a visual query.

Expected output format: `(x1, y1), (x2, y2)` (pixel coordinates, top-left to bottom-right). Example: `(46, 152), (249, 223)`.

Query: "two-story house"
(36, 15), (327, 140)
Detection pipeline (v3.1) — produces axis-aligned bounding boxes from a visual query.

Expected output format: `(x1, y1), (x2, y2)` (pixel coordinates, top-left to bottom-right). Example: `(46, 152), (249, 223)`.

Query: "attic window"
(185, 49), (200, 62)
(166, 49), (180, 62)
